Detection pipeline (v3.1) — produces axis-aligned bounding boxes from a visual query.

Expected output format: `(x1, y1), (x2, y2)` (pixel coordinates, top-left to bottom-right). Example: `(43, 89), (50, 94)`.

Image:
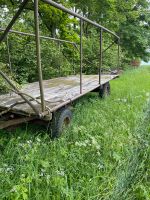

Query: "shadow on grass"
(0, 92), (99, 141)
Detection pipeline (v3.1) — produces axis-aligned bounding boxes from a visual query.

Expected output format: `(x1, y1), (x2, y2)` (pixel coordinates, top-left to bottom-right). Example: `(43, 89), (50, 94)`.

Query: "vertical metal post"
(117, 38), (120, 70)
(34, 0), (45, 112)
(58, 42), (61, 76)
(99, 28), (103, 85)
(6, 36), (12, 73)
(73, 48), (75, 75)
(80, 19), (83, 94)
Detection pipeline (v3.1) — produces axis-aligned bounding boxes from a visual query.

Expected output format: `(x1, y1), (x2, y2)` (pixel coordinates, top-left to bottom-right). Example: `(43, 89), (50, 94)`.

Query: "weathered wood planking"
(0, 74), (118, 116)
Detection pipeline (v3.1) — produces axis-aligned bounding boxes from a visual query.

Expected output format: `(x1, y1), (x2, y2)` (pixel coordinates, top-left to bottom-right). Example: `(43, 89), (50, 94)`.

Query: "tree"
(118, 0), (150, 62)
(70, 0), (150, 62)
(0, 0), (150, 73)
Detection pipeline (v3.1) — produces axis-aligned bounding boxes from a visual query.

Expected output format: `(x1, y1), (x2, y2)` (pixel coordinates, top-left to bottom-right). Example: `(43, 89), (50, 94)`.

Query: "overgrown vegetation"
(111, 101), (150, 200)
(0, 62), (20, 93)
(0, 66), (149, 199)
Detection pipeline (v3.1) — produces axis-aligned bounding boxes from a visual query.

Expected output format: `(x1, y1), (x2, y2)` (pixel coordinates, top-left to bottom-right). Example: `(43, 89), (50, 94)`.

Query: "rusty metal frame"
(0, 28), (78, 46)
(42, 0), (120, 90)
(0, 70), (39, 115)
(103, 40), (116, 54)
(0, 0), (120, 119)
(0, 0), (41, 116)
(34, 0), (45, 112)
(6, 35), (12, 72)
(42, 0), (119, 39)
(118, 38), (120, 69)
(80, 19), (83, 94)
(99, 29), (103, 85)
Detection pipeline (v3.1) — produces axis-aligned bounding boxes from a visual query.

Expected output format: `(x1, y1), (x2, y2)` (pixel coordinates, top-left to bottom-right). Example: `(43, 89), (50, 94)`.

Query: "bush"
(0, 62), (20, 94)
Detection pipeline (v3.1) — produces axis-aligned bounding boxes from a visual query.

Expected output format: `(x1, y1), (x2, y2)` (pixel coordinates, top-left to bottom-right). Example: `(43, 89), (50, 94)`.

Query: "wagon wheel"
(50, 108), (72, 138)
(99, 82), (110, 98)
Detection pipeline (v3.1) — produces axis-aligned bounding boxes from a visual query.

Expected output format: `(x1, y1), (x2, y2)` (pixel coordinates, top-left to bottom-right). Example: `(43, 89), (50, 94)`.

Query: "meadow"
(0, 66), (150, 200)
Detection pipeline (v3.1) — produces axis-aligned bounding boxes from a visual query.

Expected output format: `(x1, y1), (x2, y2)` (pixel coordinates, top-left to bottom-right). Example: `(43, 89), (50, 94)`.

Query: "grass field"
(0, 66), (150, 200)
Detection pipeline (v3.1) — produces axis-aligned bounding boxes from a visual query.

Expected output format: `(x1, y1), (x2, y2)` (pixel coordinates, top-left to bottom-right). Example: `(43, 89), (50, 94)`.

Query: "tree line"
(0, 0), (149, 88)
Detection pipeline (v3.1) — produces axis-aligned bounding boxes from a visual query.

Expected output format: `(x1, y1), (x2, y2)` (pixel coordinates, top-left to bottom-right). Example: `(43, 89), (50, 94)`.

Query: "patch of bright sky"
(141, 61), (150, 65)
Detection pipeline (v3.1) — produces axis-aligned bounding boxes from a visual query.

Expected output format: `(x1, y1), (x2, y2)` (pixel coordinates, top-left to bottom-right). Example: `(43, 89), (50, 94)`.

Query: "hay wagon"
(0, 0), (120, 137)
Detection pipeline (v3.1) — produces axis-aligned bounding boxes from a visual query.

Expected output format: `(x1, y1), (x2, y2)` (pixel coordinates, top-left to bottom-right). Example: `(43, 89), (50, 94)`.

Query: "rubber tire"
(51, 108), (72, 138)
(99, 82), (110, 98)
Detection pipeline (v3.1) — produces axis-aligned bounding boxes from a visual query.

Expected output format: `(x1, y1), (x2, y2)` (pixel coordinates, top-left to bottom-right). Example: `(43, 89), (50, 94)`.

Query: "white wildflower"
(91, 137), (100, 150)
(27, 140), (32, 144)
(75, 141), (87, 147)
(122, 98), (127, 103)
(39, 168), (46, 177)
(98, 163), (104, 170)
(36, 138), (41, 143)
(21, 174), (25, 178)
(10, 186), (17, 193)
(46, 175), (50, 179)
(18, 143), (25, 147)
(6, 167), (14, 174)
(56, 169), (65, 176)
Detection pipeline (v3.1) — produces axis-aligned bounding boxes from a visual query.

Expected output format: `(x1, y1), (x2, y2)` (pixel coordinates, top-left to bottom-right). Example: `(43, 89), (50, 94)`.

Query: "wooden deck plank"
(0, 74), (118, 116)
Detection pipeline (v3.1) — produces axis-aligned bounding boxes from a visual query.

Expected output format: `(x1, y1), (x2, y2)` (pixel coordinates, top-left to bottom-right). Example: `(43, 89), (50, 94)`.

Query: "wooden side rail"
(0, 116), (35, 129)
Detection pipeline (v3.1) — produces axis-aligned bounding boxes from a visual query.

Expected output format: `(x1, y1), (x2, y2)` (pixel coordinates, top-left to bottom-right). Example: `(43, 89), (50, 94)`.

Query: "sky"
(141, 61), (150, 65)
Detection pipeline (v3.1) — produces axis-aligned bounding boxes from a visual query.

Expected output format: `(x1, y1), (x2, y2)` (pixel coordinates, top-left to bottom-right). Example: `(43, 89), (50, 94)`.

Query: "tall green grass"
(111, 100), (150, 200)
(0, 66), (150, 200)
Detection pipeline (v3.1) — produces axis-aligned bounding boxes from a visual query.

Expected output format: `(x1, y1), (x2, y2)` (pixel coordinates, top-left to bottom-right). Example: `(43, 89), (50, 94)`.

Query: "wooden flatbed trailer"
(0, 0), (120, 137)
(0, 74), (118, 135)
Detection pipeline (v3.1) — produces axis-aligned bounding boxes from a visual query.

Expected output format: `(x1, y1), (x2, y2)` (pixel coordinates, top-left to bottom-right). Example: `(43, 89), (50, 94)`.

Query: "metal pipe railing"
(34, 0), (45, 112)
(0, 0), (41, 115)
(118, 38), (120, 69)
(42, 0), (120, 91)
(42, 0), (119, 39)
(80, 19), (83, 94)
(0, 28), (77, 46)
(99, 29), (103, 85)
(6, 36), (12, 72)
(0, 70), (39, 115)
(103, 40), (116, 54)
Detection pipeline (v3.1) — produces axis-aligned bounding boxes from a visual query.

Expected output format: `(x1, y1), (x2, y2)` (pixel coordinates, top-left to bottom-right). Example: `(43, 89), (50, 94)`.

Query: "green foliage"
(0, 62), (20, 94)
(111, 99), (150, 200)
(0, 33), (75, 84)
(0, 62), (11, 94)
(119, 15), (150, 61)
(71, 0), (150, 61)
(41, 40), (73, 79)
(81, 30), (119, 74)
(39, 0), (78, 39)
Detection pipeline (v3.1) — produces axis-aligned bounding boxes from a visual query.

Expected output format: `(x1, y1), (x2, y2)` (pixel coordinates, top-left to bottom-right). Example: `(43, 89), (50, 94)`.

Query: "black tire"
(99, 82), (110, 98)
(50, 108), (72, 138)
